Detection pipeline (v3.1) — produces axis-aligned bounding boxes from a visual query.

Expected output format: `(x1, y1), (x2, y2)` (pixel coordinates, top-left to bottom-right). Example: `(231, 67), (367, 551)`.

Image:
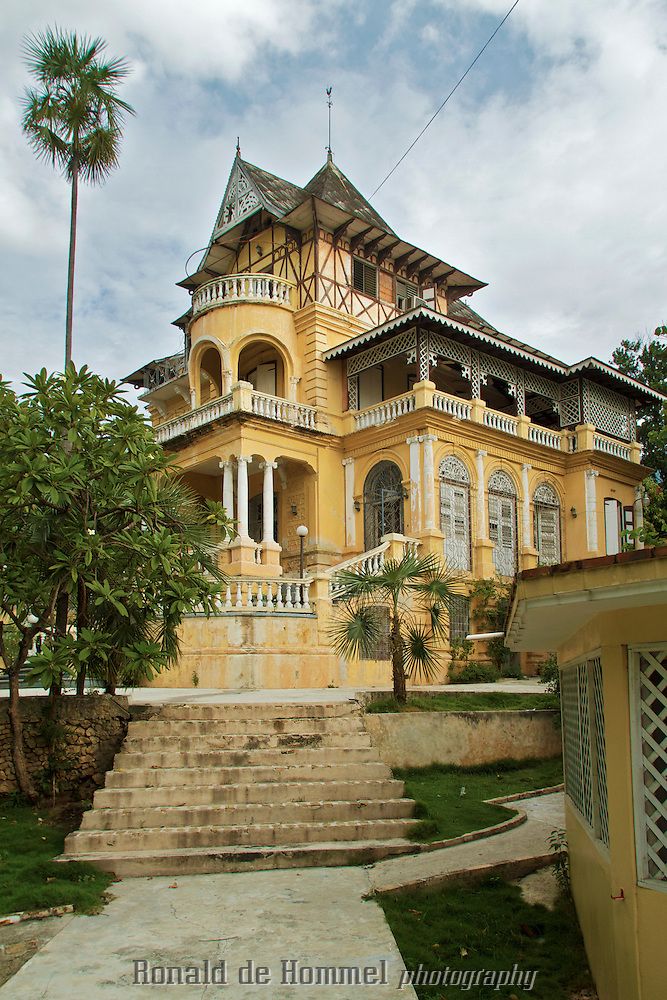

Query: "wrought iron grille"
(447, 595), (470, 642)
(591, 657), (610, 847)
(363, 461), (405, 550)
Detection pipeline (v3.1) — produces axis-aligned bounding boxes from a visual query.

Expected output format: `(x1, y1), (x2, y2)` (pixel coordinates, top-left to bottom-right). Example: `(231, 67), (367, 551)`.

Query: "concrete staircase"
(62, 701), (419, 876)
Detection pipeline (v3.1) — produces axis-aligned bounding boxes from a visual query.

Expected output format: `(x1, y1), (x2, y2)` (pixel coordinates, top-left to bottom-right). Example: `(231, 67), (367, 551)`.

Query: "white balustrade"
(212, 578), (312, 613)
(353, 393), (416, 430)
(482, 409), (519, 435)
(192, 273), (293, 317)
(527, 425), (562, 450)
(250, 391), (317, 429)
(327, 534), (420, 598)
(154, 394), (234, 444)
(593, 434), (632, 461)
(432, 392), (472, 421)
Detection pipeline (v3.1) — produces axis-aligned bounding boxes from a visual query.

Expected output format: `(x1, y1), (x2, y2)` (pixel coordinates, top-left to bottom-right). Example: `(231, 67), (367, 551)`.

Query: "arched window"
(488, 470), (517, 576)
(439, 456), (471, 571)
(363, 461), (404, 550)
(534, 483), (561, 566)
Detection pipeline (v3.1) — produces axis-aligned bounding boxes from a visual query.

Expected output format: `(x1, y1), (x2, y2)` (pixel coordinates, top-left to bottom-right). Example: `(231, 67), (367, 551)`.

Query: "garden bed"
(364, 692), (558, 713)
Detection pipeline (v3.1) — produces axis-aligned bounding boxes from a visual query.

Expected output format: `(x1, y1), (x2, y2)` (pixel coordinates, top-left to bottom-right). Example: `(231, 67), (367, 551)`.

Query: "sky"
(1, 0), (666, 399)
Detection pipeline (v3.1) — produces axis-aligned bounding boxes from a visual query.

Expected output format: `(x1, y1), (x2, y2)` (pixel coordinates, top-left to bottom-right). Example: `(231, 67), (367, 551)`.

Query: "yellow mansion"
(127, 150), (661, 688)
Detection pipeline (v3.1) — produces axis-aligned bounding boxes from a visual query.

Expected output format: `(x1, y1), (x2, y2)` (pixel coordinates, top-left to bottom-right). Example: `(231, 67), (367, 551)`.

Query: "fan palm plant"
(329, 551), (462, 702)
(22, 28), (135, 367)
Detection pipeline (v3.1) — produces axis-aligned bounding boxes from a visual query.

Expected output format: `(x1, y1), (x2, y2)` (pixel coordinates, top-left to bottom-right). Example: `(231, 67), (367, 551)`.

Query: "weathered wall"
(363, 710), (561, 769)
(0, 696), (129, 796)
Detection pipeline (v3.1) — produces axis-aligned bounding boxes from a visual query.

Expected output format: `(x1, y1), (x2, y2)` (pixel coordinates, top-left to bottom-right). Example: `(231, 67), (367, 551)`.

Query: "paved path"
(0, 868), (416, 999)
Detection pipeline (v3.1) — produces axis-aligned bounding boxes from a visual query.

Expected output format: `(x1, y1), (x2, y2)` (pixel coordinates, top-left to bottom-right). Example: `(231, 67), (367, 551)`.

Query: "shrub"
(452, 661), (500, 684)
(539, 653), (560, 697)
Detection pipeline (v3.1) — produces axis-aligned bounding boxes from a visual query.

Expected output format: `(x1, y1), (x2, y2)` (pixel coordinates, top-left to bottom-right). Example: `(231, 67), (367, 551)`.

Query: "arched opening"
(238, 340), (285, 397)
(363, 461), (404, 549)
(488, 470), (517, 576)
(534, 483), (562, 565)
(439, 456), (471, 571)
(198, 347), (223, 402)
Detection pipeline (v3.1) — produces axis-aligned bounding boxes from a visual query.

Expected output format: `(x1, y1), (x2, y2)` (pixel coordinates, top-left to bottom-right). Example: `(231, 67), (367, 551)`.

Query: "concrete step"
(121, 731), (372, 753)
(127, 716), (366, 738)
(65, 817), (421, 853)
(80, 797), (415, 831)
(112, 746), (377, 770)
(93, 778), (406, 809)
(58, 839), (418, 876)
(104, 760), (393, 788)
(154, 703), (357, 722)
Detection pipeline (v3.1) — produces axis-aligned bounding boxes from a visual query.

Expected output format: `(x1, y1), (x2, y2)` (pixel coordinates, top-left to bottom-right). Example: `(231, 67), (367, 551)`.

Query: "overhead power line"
(371, 0), (522, 197)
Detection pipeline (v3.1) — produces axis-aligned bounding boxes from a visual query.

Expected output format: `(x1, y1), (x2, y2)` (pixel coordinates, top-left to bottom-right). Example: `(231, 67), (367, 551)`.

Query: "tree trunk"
(65, 161), (79, 369)
(391, 613), (407, 703)
(75, 579), (87, 697)
(7, 658), (38, 803)
(50, 591), (69, 701)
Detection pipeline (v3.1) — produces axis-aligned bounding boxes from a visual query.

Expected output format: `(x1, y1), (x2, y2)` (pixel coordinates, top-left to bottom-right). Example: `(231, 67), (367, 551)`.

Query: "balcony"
(154, 382), (319, 445)
(192, 273), (294, 319)
(346, 385), (643, 462)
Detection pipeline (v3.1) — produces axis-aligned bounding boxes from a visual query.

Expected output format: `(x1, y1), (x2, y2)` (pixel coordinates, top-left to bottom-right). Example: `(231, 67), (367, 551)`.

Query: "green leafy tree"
(0, 367), (233, 802)
(22, 28), (134, 366)
(329, 552), (460, 702)
(612, 325), (667, 543)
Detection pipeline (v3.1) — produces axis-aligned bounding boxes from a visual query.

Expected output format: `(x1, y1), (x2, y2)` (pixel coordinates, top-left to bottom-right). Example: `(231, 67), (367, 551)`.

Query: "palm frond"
(402, 624), (442, 682)
(327, 601), (383, 660)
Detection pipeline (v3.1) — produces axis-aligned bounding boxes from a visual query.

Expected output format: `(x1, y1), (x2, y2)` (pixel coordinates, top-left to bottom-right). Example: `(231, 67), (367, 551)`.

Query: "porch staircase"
(61, 701), (419, 876)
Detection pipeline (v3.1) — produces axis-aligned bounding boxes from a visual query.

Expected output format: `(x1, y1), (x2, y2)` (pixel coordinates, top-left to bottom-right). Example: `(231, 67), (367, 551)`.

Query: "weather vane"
(326, 87), (333, 159)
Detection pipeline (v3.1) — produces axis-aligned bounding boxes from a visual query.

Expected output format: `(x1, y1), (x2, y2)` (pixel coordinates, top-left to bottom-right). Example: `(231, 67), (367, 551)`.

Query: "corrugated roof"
(240, 160), (306, 217)
(304, 157), (395, 234)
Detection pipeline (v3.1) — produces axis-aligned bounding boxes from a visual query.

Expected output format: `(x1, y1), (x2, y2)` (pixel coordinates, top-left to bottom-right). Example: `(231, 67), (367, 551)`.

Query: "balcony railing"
(192, 273), (293, 318)
(154, 386), (318, 444)
(593, 433), (633, 461)
(216, 578), (312, 613)
(353, 392), (416, 430)
(483, 409), (518, 436)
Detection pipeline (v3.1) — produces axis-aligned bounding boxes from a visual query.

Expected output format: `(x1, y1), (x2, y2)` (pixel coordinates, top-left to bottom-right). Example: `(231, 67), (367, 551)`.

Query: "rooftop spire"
(236, 136), (241, 157)
(326, 86), (333, 161)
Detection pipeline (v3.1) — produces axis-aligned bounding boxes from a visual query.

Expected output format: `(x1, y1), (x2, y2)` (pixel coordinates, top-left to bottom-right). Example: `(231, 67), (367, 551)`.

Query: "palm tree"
(329, 551), (461, 702)
(22, 28), (134, 368)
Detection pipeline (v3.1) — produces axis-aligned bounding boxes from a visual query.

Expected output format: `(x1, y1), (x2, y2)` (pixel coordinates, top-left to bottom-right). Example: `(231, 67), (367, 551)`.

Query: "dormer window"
(396, 278), (418, 311)
(353, 257), (377, 297)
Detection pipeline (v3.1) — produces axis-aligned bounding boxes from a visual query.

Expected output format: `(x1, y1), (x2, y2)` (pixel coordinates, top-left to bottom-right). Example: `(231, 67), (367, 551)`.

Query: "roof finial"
(326, 87), (333, 162)
(236, 136), (241, 157)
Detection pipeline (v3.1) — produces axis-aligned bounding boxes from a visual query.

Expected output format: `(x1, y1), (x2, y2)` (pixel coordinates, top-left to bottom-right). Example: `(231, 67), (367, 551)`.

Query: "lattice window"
(439, 457), (471, 571)
(561, 662), (595, 829)
(582, 379), (632, 441)
(347, 375), (358, 410)
(630, 645), (667, 885)
(591, 657), (610, 848)
(479, 351), (518, 387)
(429, 333), (472, 368)
(533, 483), (561, 566)
(525, 370), (560, 402)
(347, 329), (417, 377)
(447, 595), (470, 642)
(469, 351), (483, 397)
(488, 471), (517, 577)
(559, 380), (582, 427)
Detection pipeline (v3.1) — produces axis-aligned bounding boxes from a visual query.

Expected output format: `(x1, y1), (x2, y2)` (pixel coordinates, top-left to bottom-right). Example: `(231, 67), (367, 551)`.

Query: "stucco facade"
(127, 151), (662, 688)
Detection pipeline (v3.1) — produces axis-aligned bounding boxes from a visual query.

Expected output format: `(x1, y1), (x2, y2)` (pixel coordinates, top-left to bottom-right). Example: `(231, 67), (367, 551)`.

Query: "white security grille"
(559, 380), (582, 426)
(429, 332), (472, 367)
(488, 471), (517, 577)
(630, 645), (667, 885)
(347, 329), (417, 377)
(533, 483), (561, 566)
(447, 595), (470, 642)
(591, 657), (610, 847)
(582, 379), (632, 441)
(561, 662), (594, 829)
(439, 457), (471, 571)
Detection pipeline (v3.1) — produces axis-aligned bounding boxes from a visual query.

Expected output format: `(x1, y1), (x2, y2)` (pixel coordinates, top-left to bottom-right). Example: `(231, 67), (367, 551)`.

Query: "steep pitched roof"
(238, 160), (306, 217)
(304, 156), (395, 234)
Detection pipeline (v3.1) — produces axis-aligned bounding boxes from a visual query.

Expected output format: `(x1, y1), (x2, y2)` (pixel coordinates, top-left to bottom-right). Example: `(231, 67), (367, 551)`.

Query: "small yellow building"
(506, 547), (667, 1000)
(126, 149), (663, 688)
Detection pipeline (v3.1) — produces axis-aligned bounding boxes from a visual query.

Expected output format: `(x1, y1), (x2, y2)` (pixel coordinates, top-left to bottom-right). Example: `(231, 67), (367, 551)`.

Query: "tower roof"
(304, 157), (394, 234)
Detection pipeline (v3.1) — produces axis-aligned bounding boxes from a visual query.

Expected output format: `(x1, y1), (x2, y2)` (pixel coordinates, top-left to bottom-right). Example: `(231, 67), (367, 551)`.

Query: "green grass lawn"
(397, 757), (564, 842)
(378, 876), (594, 999)
(0, 803), (113, 916)
(365, 692), (559, 713)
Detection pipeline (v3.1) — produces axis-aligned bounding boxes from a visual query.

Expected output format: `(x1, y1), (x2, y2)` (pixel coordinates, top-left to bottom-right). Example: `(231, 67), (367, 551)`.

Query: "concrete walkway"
(0, 792), (563, 997)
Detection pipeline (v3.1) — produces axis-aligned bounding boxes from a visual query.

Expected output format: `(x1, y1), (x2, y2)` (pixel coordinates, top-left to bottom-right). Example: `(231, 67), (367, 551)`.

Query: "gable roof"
(304, 156), (395, 234)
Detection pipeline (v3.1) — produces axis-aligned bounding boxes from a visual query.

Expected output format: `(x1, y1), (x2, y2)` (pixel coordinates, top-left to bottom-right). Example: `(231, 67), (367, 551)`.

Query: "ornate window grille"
(561, 662), (595, 830)
(359, 605), (391, 661)
(533, 483), (562, 566)
(630, 644), (667, 886)
(363, 461), (404, 550)
(447, 594), (470, 642)
(591, 657), (610, 848)
(488, 470), (517, 577)
(439, 457), (471, 572)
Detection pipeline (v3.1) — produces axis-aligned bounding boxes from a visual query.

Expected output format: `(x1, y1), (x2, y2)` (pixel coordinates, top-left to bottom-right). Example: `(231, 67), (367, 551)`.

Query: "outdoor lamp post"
(296, 524), (308, 579)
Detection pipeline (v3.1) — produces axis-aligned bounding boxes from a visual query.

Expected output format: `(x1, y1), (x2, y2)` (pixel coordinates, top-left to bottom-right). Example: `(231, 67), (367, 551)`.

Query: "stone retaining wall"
(0, 695), (129, 796)
(363, 710), (561, 768)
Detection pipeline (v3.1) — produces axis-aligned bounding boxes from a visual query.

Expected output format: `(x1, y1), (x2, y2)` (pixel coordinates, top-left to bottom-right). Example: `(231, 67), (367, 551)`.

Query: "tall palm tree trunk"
(64, 160), (78, 368)
(391, 607), (407, 703)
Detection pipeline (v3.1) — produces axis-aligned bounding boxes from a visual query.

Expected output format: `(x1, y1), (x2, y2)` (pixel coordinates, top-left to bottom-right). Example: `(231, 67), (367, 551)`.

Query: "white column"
(585, 469), (599, 552)
(407, 436), (423, 534)
(223, 369), (233, 395)
(476, 450), (487, 538)
(220, 460), (234, 519)
(261, 461), (277, 544)
(189, 387), (197, 409)
(521, 463), (531, 548)
(237, 455), (251, 540)
(634, 486), (645, 550)
(289, 376), (300, 402)
(423, 435), (437, 530)
(343, 458), (355, 548)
